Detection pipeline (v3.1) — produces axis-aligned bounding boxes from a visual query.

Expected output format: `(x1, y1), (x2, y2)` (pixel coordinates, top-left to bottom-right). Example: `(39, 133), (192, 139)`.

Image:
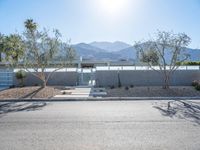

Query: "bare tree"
(135, 31), (191, 89)
(21, 19), (75, 87)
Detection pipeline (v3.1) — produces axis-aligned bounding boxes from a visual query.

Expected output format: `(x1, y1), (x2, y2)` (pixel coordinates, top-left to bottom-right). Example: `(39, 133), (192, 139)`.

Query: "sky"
(0, 0), (200, 48)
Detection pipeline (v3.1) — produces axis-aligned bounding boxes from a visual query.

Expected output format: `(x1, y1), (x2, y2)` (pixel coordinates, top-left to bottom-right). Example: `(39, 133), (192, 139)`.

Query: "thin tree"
(22, 19), (75, 87)
(65, 43), (76, 67)
(135, 31), (191, 89)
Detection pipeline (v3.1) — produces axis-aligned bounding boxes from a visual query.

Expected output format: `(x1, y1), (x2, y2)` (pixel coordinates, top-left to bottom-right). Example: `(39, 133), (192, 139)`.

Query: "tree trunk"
(42, 80), (46, 88)
(19, 79), (23, 87)
(166, 75), (170, 89)
(40, 72), (47, 88)
(0, 52), (1, 62)
(163, 74), (170, 89)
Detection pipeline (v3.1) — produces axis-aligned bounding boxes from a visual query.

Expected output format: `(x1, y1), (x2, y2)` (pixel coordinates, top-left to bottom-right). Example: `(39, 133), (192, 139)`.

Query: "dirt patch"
(0, 86), (61, 99)
(106, 86), (200, 97)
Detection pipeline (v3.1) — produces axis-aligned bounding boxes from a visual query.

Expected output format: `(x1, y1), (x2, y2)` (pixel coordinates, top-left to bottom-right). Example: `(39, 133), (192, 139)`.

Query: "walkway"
(54, 87), (92, 98)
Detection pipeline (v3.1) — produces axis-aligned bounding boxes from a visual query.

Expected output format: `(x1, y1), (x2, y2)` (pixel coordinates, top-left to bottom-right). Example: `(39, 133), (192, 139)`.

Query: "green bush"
(176, 61), (200, 66)
(125, 86), (129, 90)
(192, 80), (199, 87)
(117, 72), (122, 88)
(62, 91), (67, 95)
(193, 80), (200, 91)
(110, 85), (115, 89)
(195, 84), (200, 91)
(15, 70), (27, 87)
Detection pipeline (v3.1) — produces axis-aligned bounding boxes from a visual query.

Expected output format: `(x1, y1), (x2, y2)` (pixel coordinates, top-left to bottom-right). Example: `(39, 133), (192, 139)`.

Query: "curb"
(0, 97), (200, 102)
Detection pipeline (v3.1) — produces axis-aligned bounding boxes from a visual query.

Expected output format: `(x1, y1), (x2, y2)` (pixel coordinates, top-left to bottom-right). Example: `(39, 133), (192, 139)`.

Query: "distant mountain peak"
(89, 41), (131, 52)
(68, 41), (200, 61)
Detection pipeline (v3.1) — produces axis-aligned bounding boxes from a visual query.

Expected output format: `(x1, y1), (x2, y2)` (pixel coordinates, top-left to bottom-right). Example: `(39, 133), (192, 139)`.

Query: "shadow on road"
(20, 87), (44, 99)
(0, 102), (47, 116)
(153, 100), (200, 125)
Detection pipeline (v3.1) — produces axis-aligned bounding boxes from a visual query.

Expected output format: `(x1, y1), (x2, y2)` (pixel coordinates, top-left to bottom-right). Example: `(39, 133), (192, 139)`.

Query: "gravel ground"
(1, 86), (200, 99)
(106, 86), (200, 97)
(0, 86), (61, 99)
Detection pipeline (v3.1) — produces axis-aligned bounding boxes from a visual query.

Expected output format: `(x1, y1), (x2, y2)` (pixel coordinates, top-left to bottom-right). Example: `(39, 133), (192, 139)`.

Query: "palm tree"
(3, 34), (25, 67)
(24, 19), (37, 33)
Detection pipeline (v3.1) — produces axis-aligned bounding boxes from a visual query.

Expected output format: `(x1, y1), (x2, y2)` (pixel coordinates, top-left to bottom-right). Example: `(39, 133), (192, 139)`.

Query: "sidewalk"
(1, 96), (200, 102)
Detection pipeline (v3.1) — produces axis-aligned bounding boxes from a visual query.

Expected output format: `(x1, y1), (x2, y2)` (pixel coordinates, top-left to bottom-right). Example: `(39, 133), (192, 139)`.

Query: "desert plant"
(195, 84), (200, 91)
(22, 19), (75, 87)
(135, 31), (191, 89)
(62, 91), (67, 95)
(125, 86), (129, 90)
(117, 70), (122, 88)
(15, 70), (27, 87)
(192, 80), (199, 87)
(99, 89), (104, 92)
(110, 85), (115, 89)
(177, 61), (200, 66)
(9, 85), (15, 88)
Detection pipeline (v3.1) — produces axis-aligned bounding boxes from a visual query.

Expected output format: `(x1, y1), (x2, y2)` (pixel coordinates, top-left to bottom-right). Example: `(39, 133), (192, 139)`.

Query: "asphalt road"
(0, 100), (200, 150)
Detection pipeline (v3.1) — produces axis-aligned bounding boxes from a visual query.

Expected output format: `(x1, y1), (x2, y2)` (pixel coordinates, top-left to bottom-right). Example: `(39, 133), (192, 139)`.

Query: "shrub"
(110, 85), (115, 89)
(130, 85), (134, 88)
(125, 86), (129, 90)
(9, 85), (15, 88)
(193, 80), (200, 91)
(195, 84), (200, 91)
(99, 89), (104, 92)
(176, 61), (200, 66)
(117, 71), (122, 88)
(15, 70), (27, 87)
(62, 91), (67, 95)
(192, 80), (199, 87)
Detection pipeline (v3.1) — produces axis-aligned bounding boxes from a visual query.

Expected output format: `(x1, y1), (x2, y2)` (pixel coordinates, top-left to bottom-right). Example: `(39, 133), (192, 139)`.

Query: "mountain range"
(71, 41), (200, 62)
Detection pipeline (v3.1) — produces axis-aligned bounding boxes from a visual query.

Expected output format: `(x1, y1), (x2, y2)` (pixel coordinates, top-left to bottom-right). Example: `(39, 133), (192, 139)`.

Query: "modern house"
(0, 58), (200, 89)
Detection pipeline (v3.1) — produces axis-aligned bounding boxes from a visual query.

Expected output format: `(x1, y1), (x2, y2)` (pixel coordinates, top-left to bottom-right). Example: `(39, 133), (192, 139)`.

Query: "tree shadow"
(0, 102), (47, 117)
(153, 100), (200, 125)
(20, 87), (44, 99)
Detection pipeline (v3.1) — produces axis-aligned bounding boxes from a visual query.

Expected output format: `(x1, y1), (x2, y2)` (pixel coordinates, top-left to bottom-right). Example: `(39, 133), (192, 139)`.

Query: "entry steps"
(54, 87), (107, 98)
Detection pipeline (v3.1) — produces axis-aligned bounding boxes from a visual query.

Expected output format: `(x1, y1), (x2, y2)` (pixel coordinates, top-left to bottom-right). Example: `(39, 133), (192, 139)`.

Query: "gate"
(78, 68), (95, 86)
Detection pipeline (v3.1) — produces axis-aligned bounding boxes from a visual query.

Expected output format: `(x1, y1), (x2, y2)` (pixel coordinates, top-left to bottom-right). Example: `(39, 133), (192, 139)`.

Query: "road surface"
(0, 100), (200, 150)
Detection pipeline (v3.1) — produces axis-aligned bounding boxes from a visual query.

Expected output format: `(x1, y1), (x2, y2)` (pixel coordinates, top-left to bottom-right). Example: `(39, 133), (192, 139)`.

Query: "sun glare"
(97, 0), (130, 16)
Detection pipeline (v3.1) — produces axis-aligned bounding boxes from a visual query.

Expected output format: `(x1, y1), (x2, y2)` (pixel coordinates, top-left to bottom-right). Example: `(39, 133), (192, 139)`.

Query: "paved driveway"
(0, 100), (200, 150)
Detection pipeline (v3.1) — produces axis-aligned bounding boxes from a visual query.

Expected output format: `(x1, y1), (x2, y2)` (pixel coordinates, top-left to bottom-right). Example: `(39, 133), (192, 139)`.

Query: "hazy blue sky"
(0, 0), (200, 48)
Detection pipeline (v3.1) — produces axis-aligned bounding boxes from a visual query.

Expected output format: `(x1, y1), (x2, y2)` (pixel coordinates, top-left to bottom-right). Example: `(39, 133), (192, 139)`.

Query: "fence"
(96, 66), (200, 71)
(0, 69), (13, 89)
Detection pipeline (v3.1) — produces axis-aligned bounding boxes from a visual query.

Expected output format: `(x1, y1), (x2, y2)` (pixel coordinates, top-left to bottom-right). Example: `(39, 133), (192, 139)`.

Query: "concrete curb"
(0, 97), (200, 102)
